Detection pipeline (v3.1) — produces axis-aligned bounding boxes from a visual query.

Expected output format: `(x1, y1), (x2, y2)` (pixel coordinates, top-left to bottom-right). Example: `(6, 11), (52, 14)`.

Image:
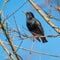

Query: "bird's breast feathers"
(27, 18), (36, 25)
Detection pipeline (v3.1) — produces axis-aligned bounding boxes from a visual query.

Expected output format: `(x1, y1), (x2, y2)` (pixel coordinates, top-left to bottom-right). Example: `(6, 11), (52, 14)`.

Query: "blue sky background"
(0, 0), (60, 60)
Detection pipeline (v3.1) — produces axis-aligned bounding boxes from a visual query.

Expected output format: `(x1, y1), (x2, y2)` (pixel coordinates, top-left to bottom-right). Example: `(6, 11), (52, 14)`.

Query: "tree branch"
(3, 41), (60, 59)
(0, 20), (21, 60)
(29, 0), (60, 34)
(15, 46), (60, 58)
(0, 0), (22, 59)
(0, 40), (15, 60)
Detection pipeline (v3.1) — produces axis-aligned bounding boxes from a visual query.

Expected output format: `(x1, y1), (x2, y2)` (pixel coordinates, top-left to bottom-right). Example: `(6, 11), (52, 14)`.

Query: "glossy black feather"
(25, 12), (48, 43)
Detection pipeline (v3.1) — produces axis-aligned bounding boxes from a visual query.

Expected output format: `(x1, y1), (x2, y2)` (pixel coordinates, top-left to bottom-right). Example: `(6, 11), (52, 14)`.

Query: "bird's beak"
(23, 11), (27, 14)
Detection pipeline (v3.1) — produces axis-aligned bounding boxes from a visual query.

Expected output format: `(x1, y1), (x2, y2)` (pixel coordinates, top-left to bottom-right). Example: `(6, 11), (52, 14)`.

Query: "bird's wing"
(35, 18), (44, 35)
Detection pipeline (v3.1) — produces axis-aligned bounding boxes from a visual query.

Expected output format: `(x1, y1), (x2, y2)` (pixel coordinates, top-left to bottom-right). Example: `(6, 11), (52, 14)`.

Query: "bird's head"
(23, 11), (34, 20)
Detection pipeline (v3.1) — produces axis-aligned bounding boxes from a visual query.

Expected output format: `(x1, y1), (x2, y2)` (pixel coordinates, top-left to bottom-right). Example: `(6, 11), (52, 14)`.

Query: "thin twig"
(13, 15), (21, 38)
(13, 15), (23, 52)
(29, 0), (60, 34)
(3, 41), (60, 59)
(15, 46), (60, 58)
(4, 0), (28, 22)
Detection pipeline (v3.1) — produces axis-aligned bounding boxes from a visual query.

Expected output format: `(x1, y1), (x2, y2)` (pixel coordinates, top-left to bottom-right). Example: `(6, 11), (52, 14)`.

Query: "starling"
(23, 12), (48, 43)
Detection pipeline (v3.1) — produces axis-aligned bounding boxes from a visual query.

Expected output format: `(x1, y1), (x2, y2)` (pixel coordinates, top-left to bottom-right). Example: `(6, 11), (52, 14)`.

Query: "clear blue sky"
(0, 0), (60, 60)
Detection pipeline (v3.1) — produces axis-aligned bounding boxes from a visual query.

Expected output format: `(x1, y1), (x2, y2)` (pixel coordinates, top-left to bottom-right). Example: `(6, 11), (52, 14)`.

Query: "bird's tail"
(41, 37), (48, 43)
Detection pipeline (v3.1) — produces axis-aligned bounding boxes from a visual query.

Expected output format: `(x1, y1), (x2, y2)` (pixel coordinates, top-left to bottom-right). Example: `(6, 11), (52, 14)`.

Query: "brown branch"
(0, 40), (15, 60)
(19, 32), (60, 40)
(0, 21), (21, 60)
(42, 8), (60, 22)
(2, 41), (60, 59)
(23, 34), (60, 38)
(0, 10), (1, 14)
(0, 0), (22, 59)
(3, 41), (60, 59)
(15, 46), (60, 58)
(29, 0), (60, 34)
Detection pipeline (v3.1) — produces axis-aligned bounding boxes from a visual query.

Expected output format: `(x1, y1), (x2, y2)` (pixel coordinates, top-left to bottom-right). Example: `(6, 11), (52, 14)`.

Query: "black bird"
(23, 12), (48, 43)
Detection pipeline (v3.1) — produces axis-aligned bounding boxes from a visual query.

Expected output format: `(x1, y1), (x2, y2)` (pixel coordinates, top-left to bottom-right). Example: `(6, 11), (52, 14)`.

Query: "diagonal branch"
(0, 40), (15, 60)
(29, 0), (60, 34)
(15, 46), (60, 58)
(4, 0), (28, 23)
(2, 41), (60, 59)
(0, 20), (21, 60)
(0, 0), (22, 59)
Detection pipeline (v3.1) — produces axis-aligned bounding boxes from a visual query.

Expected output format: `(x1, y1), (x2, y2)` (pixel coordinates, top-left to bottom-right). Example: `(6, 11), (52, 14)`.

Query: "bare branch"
(3, 41), (60, 59)
(13, 15), (23, 52)
(15, 46), (60, 58)
(3, 40), (60, 59)
(0, 0), (22, 59)
(29, 0), (60, 34)
(19, 32), (60, 40)
(0, 40), (15, 60)
(4, 0), (28, 22)
(23, 34), (60, 38)
(13, 15), (21, 38)
(0, 19), (21, 60)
